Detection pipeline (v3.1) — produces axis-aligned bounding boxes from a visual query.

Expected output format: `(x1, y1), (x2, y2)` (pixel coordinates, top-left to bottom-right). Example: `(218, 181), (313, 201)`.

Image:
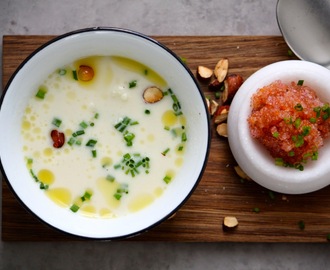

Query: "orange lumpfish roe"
(248, 80), (330, 169)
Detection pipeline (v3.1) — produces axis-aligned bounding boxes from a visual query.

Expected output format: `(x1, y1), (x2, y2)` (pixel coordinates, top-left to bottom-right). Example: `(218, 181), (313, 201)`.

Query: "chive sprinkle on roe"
(248, 80), (330, 170)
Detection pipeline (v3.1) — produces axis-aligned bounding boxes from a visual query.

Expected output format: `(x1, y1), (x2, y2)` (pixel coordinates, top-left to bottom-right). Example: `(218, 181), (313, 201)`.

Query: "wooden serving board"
(2, 35), (330, 242)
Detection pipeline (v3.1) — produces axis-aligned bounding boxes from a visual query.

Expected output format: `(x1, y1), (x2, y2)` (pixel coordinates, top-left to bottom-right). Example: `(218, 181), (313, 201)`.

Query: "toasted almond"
(143, 86), (164, 103)
(223, 216), (239, 230)
(205, 97), (211, 112)
(197, 65), (213, 81)
(216, 123), (228, 137)
(222, 74), (244, 103)
(210, 99), (219, 116)
(214, 112), (228, 124)
(214, 58), (229, 83)
(208, 78), (222, 91)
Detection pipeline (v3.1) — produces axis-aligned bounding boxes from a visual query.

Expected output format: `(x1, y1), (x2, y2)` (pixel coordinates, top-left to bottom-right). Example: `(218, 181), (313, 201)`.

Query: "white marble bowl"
(228, 60), (330, 194)
(0, 28), (210, 239)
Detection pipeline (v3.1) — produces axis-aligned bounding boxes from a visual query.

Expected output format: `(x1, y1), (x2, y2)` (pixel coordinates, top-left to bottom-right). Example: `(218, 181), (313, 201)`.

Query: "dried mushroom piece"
(143, 86), (164, 103)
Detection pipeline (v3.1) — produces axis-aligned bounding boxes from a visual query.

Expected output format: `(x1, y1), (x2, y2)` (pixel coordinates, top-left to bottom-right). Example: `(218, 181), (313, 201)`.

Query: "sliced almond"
(143, 86), (164, 103)
(214, 58), (229, 83)
(223, 216), (238, 230)
(197, 65), (213, 81)
(214, 105), (230, 124)
(210, 100), (219, 116)
(216, 123), (228, 137)
(214, 112), (228, 124)
(205, 97), (211, 112)
(234, 165), (251, 181)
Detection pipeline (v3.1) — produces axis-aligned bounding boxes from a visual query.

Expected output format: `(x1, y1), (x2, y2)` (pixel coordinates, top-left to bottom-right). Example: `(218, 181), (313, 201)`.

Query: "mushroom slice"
(143, 86), (164, 103)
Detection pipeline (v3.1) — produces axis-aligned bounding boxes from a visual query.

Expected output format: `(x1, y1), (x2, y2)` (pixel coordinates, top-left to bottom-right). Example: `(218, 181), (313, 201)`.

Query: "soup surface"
(21, 56), (187, 218)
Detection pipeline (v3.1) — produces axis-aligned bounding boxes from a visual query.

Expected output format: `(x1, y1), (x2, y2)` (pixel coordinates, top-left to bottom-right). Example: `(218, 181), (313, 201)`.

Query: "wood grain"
(2, 35), (330, 242)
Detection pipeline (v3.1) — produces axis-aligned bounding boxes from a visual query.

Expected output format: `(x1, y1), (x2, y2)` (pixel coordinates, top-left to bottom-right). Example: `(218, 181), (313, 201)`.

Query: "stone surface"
(1, 0), (329, 269)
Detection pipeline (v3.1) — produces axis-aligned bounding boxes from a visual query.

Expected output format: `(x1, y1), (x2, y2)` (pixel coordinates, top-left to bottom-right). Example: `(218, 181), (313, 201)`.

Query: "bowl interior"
(228, 60), (330, 194)
(0, 28), (210, 238)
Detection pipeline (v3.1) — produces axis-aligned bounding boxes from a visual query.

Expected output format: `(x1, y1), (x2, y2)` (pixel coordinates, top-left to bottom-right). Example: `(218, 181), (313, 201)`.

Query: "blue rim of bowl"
(0, 27), (211, 240)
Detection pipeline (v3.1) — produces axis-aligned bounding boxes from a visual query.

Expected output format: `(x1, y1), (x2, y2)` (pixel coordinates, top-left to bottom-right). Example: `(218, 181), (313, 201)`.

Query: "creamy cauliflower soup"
(21, 56), (187, 218)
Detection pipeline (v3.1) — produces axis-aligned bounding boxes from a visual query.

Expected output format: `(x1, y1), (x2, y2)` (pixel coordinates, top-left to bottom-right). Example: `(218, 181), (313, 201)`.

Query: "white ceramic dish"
(228, 60), (330, 194)
(0, 28), (211, 239)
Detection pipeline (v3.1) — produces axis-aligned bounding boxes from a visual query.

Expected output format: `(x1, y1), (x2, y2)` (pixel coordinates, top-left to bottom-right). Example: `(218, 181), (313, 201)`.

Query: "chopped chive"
(72, 130), (85, 137)
(302, 126), (311, 136)
(288, 49), (294, 56)
(30, 169), (39, 182)
(163, 175), (172, 184)
(67, 137), (75, 146)
(94, 113), (99, 119)
(268, 190), (275, 200)
(314, 106), (321, 118)
(114, 193), (122, 200)
(27, 158), (33, 165)
(178, 145), (184, 151)
(275, 157), (284, 166)
(312, 151), (318, 160)
(272, 131), (279, 138)
(86, 139), (97, 147)
(298, 220), (305, 230)
(162, 148), (170, 156)
(297, 80), (304, 86)
(106, 175), (115, 182)
(114, 164), (121, 169)
(129, 80), (137, 88)
(58, 68), (67, 75)
(79, 121), (88, 129)
(181, 132), (187, 142)
(288, 151), (295, 157)
(253, 207), (260, 213)
(145, 109), (151, 115)
(322, 112), (329, 120)
(309, 117), (316, 123)
(75, 139), (82, 146)
(130, 121), (139, 126)
(70, 204), (80, 212)
(35, 88), (47, 99)
(294, 103), (303, 111)
(215, 91), (221, 99)
(144, 69), (148, 75)
(39, 182), (49, 190)
(164, 126), (170, 131)
(180, 57), (187, 63)
(72, 70), (78, 80)
(294, 118), (301, 128)
(92, 149), (97, 158)
(52, 118), (62, 127)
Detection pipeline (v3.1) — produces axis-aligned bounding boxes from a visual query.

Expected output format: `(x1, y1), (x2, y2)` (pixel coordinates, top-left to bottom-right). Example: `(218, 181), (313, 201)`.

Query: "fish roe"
(248, 80), (330, 169)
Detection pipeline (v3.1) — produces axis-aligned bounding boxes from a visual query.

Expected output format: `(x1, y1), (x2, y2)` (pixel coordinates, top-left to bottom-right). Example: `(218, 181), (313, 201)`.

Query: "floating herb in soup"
(21, 56), (187, 218)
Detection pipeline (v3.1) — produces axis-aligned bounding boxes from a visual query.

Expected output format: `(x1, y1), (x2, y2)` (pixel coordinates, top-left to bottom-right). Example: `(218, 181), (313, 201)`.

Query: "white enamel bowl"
(228, 60), (330, 194)
(0, 28), (211, 239)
